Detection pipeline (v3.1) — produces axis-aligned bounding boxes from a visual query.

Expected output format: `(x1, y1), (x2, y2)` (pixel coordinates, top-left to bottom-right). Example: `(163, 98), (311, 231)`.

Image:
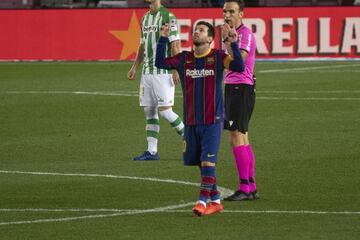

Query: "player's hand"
(172, 70), (180, 85)
(221, 23), (237, 43)
(127, 67), (136, 80)
(227, 25), (238, 43)
(221, 23), (230, 42)
(160, 23), (170, 37)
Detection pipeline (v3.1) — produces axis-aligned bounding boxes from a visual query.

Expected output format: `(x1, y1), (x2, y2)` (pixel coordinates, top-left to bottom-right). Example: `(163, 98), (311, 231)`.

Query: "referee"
(222, 0), (259, 201)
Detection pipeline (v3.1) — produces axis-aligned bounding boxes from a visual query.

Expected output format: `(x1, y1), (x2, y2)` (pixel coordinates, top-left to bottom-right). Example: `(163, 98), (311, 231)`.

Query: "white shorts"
(139, 74), (175, 107)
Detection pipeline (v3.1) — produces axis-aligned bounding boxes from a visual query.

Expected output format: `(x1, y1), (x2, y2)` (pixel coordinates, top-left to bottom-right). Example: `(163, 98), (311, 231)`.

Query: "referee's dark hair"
(225, 0), (245, 10)
(195, 21), (215, 39)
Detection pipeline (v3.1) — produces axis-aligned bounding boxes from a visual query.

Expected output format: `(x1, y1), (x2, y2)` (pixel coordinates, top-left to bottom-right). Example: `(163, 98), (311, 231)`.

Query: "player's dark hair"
(225, 0), (245, 10)
(195, 21), (215, 39)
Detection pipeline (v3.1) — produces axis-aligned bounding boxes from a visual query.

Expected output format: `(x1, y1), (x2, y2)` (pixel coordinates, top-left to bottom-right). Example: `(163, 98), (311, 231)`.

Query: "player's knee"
(159, 107), (177, 122)
(144, 106), (158, 119)
(229, 131), (248, 147)
(158, 106), (172, 112)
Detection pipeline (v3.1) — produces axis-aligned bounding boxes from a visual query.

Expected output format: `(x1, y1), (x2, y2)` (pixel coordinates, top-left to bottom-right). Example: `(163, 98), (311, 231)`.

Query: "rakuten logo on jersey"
(186, 69), (215, 79)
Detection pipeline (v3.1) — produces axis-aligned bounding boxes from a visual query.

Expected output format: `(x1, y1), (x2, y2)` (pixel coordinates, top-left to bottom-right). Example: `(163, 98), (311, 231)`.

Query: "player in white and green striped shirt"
(127, 0), (184, 161)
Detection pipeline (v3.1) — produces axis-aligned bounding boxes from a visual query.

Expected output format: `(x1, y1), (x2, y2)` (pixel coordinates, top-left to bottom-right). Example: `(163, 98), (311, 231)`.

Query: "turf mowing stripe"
(258, 63), (360, 73)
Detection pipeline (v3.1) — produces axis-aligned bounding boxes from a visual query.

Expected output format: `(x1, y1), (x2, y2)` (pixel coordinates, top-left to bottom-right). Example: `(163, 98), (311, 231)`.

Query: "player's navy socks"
(210, 183), (221, 203)
(199, 166), (216, 203)
(233, 146), (250, 193)
(246, 144), (257, 192)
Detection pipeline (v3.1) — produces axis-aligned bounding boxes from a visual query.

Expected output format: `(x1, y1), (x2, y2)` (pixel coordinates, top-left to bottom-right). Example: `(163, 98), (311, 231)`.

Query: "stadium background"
(0, 0), (359, 61)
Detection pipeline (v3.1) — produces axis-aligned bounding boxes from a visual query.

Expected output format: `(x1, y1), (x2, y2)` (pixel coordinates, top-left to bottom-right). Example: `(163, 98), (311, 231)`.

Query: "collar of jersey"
(194, 48), (212, 58)
(236, 23), (244, 31)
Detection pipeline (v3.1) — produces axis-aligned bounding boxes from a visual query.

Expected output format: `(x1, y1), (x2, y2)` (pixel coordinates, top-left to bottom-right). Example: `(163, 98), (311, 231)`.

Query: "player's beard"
(193, 40), (205, 47)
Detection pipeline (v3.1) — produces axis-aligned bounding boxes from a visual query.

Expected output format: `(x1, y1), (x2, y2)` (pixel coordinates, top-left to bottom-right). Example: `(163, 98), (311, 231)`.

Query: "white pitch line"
(257, 96), (360, 101)
(164, 210), (360, 215)
(258, 63), (360, 73)
(1, 208), (359, 215)
(3, 90), (360, 94)
(0, 90), (140, 97)
(0, 169), (231, 226)
(0, 208), (130, 213)
(0, 202), (194, 226)
(1, 170), (359, 226)
(1, 90), (360, 101)
(259, 90), (360, 94)
(0, 170), (233, 201)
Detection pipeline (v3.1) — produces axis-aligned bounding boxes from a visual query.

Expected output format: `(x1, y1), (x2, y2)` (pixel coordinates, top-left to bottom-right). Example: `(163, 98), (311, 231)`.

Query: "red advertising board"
(0, 7), (359, 61)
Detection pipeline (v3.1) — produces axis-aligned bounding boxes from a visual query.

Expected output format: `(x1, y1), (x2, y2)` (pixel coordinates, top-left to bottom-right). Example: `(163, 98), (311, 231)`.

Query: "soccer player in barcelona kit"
(127, 0), (184, 161)
(156, 21), (245, 216)
(222, 0), (259, 201)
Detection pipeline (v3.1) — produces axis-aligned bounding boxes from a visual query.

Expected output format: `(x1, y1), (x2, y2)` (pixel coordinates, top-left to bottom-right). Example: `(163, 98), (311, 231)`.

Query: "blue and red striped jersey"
(156, 37), (244, 125)
(166, 49), (227, 125)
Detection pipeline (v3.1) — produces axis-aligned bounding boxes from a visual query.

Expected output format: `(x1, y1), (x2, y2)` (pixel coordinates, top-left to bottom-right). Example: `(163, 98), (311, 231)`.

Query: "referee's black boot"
(251, 190), (260, 200)
(224, 190), (253, 201)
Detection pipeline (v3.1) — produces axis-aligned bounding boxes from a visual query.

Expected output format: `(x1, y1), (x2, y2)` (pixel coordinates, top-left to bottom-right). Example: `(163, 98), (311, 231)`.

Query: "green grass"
(0, 61), (360, 239)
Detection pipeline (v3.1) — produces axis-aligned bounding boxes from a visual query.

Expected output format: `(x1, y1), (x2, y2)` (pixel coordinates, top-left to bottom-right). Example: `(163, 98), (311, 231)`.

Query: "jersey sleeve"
(167, 12), (180, 43)
(219, 44), (245, 72)
(239, 29), (253, 53)
(163, 54), (182, 69)
(155, 36), (181, 70)
(140, 16), (145, 44)
(219, 50), (233, 69)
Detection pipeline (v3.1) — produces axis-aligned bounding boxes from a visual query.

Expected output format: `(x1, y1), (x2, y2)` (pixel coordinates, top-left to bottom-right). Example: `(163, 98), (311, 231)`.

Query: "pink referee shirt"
(223, 24), (256, 85)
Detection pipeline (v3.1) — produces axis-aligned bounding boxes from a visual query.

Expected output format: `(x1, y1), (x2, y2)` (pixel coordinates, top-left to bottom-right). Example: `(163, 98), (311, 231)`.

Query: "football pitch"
(0, 61), (359, 239)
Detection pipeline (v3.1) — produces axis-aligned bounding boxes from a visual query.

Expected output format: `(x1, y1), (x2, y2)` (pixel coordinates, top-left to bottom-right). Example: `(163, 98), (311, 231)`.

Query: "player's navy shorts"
(224, 83), (256, 133)
(183, 122), (222, 166)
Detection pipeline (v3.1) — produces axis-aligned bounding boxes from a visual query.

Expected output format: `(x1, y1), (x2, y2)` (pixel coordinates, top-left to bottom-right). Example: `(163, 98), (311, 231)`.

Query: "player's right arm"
(155, 24), (181, 70)
(222, 43), (245, 73)
(127, 43), (144, 80)
(221, 27), (245, 73)
(167, 12), (181, 85)
(222, 23), (249, 62)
